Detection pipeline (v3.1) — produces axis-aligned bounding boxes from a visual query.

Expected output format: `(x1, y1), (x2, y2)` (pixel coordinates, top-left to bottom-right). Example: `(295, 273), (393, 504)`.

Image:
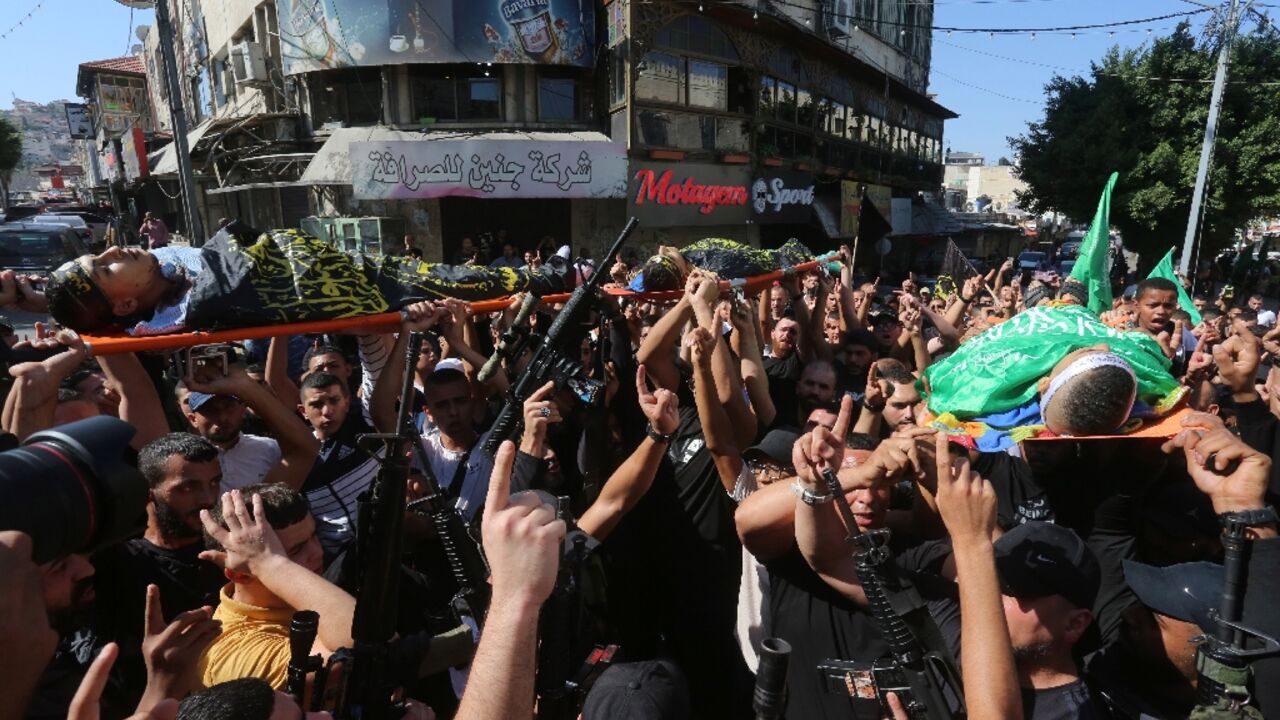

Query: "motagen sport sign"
(751, 169), (815, 224)
(628, 162), (751, 227)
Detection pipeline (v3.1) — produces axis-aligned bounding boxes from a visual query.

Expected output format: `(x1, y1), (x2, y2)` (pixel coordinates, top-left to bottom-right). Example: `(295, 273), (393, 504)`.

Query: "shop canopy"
(299, 128), (629, 200)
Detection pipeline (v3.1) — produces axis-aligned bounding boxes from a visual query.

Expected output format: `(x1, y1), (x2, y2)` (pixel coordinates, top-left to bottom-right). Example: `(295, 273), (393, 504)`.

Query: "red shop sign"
(628, 162), (752, 227)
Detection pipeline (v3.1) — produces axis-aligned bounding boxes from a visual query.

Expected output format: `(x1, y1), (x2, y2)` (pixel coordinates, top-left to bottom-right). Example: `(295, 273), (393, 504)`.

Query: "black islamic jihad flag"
(936, 238), (977, 301)
(183, 227), (568, 331)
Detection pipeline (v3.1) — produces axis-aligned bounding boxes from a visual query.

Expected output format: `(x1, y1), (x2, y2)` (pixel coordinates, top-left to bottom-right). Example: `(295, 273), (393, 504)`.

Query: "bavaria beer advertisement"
(277, 0), (595, 74)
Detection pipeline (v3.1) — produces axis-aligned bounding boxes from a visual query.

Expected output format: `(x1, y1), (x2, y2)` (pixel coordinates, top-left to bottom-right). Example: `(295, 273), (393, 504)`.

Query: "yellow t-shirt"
(199, 584), (295, 690)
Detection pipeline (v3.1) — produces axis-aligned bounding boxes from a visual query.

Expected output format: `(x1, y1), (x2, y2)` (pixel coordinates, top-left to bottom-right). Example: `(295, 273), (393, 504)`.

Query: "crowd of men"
(0, 240), (1279, 720)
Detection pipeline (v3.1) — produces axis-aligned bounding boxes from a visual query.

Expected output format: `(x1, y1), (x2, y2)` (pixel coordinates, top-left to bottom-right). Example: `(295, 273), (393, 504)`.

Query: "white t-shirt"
(1257, 309), (1276, 327)
(218, 433), (282, 492)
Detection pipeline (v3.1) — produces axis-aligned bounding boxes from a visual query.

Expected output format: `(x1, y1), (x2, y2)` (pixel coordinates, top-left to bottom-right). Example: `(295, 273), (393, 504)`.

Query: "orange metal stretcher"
(81, 254), (838, 356)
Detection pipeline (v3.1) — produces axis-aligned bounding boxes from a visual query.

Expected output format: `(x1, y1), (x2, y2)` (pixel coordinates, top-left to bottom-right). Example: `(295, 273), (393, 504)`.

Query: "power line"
(930, 67), (1043, 103)
(0, 1), (45, 42)
(936, 35), (1280, 85)
(125, 5), (135, 55)
(758, 0), (1210, 35)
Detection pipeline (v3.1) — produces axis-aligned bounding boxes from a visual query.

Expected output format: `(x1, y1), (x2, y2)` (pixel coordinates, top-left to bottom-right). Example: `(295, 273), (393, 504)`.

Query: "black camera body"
(0, 417), (147, 563)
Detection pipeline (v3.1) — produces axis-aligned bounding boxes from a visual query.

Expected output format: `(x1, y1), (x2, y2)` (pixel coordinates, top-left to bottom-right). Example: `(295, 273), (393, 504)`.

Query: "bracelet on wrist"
(862, 397), (885, 413)
(959, 293), (974, 304)
(645, 423), (676, 444)
(791, 480), (834, 506)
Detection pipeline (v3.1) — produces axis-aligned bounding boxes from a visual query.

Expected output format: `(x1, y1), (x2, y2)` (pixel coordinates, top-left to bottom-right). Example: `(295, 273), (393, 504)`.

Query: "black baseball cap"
(743, 429), (799, 467)
(581, 659), (690, 720)
(841, 328), (878, 350)
(1122, 559), (1221, 635)
(994, 521), (1101, 610)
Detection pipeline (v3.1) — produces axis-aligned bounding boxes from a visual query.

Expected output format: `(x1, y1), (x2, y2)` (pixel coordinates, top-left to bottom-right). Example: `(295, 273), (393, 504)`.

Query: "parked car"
(1016, 251), (1051, 284)
(25, 214), (96, 249)
(43, 211), (109, 247)
(0, 224), (89, 276)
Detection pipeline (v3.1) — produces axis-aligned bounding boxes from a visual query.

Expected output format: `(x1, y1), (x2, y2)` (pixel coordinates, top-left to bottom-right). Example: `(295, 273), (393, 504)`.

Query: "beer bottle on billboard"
(500, 0), (560, 63)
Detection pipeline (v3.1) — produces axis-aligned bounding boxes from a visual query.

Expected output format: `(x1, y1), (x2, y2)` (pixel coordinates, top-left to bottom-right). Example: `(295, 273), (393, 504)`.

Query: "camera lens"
(0, 417), (147, 564)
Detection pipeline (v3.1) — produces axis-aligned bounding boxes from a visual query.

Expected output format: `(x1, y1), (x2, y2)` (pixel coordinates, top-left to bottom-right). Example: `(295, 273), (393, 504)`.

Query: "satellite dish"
(135, 24), (150, 42)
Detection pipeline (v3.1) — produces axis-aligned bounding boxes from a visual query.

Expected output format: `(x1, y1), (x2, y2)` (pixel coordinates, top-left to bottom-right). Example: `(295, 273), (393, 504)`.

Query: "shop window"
(776, 81), (797, 124)
(687, 60), (727, 110)
(637, 109), (749, 152)
(828, 101), (846, 138)
(461, 78), (501, 120)
(758, 76), (776, 118)
(409, 67), (502, 123)
(795, 87), (814, 130)
(655, 14), (740, 62)
(538, 78), (577, 121)
(608, 43), (627, 108)
(312, 68), (384, 127)
(636, 51), (685, 104)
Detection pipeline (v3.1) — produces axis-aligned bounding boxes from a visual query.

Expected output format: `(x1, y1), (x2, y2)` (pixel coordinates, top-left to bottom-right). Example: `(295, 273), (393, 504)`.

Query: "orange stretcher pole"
(82, 254), (836, 356)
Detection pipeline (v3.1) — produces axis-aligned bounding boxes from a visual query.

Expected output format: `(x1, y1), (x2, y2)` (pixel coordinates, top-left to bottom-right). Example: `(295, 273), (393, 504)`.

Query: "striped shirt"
(300, 336), (389, 558)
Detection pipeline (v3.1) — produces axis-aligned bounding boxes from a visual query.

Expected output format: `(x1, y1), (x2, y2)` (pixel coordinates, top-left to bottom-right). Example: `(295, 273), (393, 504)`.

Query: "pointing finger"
(832, 394), (854, 444)
(143, 584), (163, 639)
(485, 440), (517, 519)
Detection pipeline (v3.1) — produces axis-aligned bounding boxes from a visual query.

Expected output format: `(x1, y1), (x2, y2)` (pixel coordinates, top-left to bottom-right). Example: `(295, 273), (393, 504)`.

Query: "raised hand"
(792, 394), (854, 487)
(138, 585), (221, 711)
(933, 432), (996, 546)
(520, 381), (561, 457)
(636, 365), (678, 435)
(401, 300), (450, 334)
(198, 490), (288, 576)
(482, 441), (566, 608)
(863, 362), (888, 412)
(1162, 412), (1271, 514)
(687, 325), (716, 368)
(1213, 333), (1261, 394)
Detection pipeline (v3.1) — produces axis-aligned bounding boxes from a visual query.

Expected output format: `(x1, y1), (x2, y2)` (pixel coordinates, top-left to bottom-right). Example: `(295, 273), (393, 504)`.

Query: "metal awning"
(298, 127), (620, 186)
(149, 119), (224, 176)
(206, 181), (310, 195)
(812, 195), (849, 240)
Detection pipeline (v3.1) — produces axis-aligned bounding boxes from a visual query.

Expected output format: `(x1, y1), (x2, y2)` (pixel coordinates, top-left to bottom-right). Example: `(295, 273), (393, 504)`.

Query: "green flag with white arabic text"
(1068, 172), (1118, 315)
(1147, 247), (1202, 326)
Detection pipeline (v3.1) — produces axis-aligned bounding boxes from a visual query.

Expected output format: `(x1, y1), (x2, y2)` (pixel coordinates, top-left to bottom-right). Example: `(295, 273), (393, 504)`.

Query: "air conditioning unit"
(828, 0), (852, 36)
(230, 41), (269, 87)
(321, 217), (406, 257)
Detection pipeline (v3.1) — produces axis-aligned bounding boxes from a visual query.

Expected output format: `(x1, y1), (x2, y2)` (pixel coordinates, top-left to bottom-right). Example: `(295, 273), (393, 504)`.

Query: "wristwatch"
(1219, 506), (1279, 530)
(791, 480), (834, 506)
(862, 397), (885, 413)
(645, 423), (676, 444)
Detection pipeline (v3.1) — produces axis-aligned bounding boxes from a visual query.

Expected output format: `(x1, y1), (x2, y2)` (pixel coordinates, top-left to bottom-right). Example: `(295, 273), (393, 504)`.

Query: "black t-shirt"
(764, 351), (804, 426)
(973, 452), (1056, 529)
(766, 540), (960, 720)
(1022, 680), (1104, 719)
(91, 538), (224, 706)
(600, 377), (751, 719)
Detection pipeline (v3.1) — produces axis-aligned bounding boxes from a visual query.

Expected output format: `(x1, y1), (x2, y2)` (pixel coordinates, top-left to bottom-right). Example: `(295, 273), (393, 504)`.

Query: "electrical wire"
(929, 67), (1043, 103)
(740, 0), (1211, 35)
(125, 5), (135, 56)
(0, 0), (45, 41)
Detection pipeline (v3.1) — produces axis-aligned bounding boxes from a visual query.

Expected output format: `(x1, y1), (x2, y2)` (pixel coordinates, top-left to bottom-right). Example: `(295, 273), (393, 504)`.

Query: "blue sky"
(0, 1), (152, 108)
(0, 0), (1218, 166)
(930, 0), (1214, 162)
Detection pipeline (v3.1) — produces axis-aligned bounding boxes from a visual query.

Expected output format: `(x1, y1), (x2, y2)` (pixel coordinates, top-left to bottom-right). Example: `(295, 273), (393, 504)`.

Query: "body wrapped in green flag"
(922, 304), (1182, 421)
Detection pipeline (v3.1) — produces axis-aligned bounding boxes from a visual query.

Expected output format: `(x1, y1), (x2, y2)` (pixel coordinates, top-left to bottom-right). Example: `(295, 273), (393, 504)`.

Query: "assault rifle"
(1190, 511), (1280, 719)
(479, 217), (639, 458)
(534, 494), (618, 719)
(818, 468), (965, 720)
(286, 327), (473, 719)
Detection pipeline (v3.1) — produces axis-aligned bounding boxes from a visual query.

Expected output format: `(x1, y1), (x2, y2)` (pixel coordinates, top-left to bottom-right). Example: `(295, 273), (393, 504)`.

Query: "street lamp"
(109, 0), (206, 244)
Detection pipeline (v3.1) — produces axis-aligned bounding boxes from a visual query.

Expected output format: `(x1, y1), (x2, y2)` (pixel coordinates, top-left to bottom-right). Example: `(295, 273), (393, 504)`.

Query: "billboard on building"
(96, 74), (153, 136)
(351, 138), (628, 200)
(64, 103), (93, 139)
(277, 0), (595, 75)
(751, 169), (814, 224)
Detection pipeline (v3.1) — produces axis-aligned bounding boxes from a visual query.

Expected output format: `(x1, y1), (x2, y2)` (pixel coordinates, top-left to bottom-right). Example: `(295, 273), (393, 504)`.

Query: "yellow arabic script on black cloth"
(184, 228), (568, 331)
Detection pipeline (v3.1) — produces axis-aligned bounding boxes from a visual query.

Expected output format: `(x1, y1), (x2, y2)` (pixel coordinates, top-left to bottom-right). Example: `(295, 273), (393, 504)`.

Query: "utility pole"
(1180, 0), (1244, 277)
(114, 0), (206, 244)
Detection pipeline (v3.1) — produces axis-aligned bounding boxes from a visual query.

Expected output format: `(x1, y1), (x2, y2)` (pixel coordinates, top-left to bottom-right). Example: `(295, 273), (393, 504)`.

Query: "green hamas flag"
(922, 304), (1180, 420)
(1148, 247), (1202, 326)
(1068, 172), (1119, 315)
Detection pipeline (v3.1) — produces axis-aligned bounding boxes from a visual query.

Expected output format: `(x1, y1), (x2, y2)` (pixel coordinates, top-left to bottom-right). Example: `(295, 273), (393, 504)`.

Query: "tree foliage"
(1010, 22), (1280, 265)
(0, 117), (22, 210)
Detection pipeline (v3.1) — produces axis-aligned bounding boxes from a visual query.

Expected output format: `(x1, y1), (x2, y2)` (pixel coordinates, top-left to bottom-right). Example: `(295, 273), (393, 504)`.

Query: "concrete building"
(138, 0), (954, 259)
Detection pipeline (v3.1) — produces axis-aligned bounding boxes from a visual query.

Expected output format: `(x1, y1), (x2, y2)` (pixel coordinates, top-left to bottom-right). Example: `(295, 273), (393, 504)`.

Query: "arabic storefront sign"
(628, 162), (751, 227)
(277, 0), (594, 75)
(64, 103), (92, 139)
(751, 170), (815, 224)
(121, 128), (149, 183)
(351, 140), (629, 200)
